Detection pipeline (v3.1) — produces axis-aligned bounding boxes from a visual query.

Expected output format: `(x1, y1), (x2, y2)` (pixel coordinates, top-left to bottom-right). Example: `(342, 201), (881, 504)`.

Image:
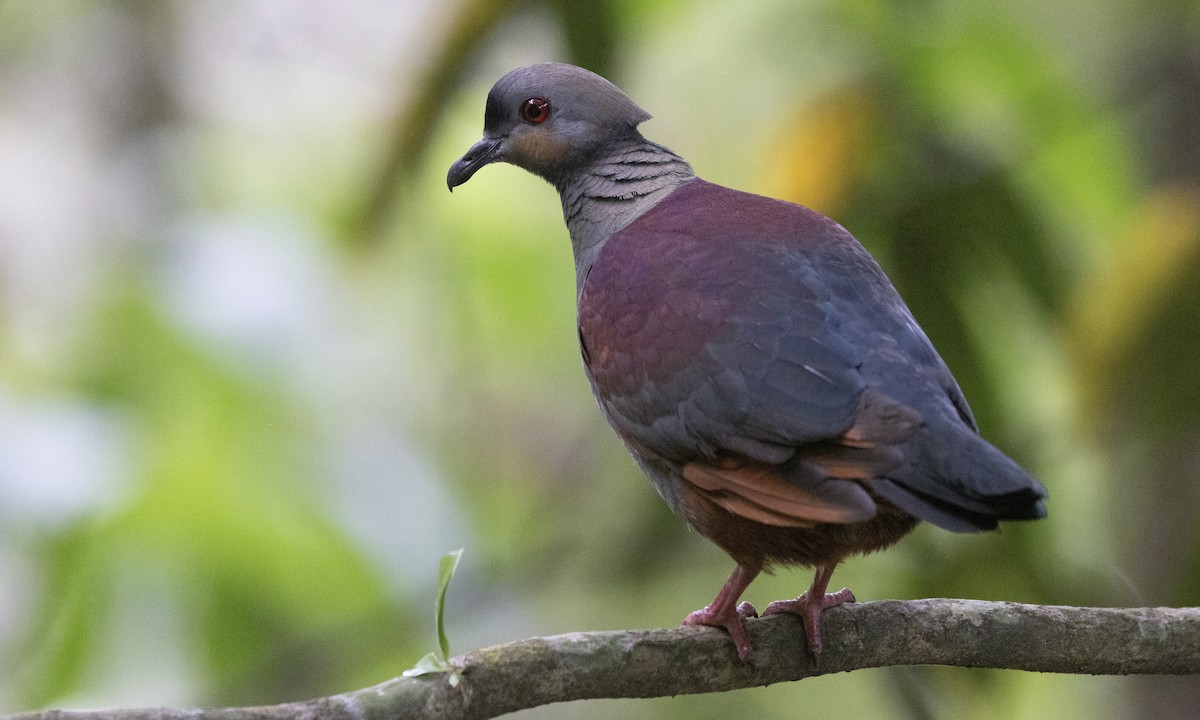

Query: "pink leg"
(682, 564), (761, 662)
(761, 562), (854, 655)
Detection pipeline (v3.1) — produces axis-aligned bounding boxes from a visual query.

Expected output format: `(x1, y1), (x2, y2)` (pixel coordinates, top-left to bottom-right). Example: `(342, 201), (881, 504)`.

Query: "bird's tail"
(872, 423), (1047, 532)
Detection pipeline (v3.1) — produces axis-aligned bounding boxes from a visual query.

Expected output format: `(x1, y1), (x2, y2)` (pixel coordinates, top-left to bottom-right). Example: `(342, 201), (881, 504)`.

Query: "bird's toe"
(683, 604), (755, 663)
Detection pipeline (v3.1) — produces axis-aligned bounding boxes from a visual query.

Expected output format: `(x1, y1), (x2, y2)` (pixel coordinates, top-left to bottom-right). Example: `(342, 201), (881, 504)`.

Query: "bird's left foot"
(683, 601), (759, 663)
(761, 587), (855, 655)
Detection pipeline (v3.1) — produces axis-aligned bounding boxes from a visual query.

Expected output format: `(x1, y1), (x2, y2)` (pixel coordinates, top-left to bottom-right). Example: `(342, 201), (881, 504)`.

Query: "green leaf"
(401, 652), (449, 679)
(401, 549), (464, 683)
(436, 549), (464, 662)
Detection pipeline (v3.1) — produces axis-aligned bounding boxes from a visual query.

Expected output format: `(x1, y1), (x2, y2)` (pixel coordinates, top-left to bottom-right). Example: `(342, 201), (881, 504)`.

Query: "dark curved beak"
(447, 136), (504, 191)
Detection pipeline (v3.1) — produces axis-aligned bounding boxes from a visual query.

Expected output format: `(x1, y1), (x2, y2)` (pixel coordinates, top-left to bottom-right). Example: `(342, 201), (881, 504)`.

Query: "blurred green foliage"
(1, 0), (1198, 719)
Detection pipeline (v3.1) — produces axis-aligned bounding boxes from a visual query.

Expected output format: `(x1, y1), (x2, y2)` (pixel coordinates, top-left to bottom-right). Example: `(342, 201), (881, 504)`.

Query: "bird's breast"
(578, 234), (736, 399)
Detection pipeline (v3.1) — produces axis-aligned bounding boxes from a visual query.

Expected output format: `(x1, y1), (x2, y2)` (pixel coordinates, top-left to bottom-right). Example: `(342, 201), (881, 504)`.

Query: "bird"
(447, 62), (1047, 663)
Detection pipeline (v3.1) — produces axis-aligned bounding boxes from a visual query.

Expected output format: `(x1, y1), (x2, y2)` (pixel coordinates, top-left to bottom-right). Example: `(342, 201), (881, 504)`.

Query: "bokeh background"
(2, 0), (1198, 718)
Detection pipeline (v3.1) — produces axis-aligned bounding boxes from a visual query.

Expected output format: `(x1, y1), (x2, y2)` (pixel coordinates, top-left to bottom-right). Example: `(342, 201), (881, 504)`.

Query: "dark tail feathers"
(873, 423), (1047, 533)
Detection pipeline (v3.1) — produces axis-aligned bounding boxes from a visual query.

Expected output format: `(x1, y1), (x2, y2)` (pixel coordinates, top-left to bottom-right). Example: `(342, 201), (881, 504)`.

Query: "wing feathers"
(683, 460), (876, 526)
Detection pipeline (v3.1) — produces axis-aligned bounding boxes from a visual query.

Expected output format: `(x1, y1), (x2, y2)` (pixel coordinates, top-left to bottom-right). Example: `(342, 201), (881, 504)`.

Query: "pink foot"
(761, 563), (852, 655)
(683, 601), (759, 662)
(681, 564), (761, 663)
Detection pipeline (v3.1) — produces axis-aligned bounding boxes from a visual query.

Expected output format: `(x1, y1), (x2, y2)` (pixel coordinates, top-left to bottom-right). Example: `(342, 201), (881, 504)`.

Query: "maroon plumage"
(449, 63), (1046, 662)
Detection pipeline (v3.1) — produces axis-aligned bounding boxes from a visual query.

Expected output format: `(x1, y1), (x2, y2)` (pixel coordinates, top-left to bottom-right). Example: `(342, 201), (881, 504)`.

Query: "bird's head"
(447, 63), (652, 190)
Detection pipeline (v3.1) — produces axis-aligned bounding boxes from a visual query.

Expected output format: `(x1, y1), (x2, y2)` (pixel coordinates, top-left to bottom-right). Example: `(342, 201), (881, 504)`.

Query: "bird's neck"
(555, 138), (695, 291)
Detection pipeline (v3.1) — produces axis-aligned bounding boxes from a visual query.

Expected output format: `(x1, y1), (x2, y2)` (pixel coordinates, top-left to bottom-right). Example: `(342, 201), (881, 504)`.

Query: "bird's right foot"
(762, 586), (856, 655)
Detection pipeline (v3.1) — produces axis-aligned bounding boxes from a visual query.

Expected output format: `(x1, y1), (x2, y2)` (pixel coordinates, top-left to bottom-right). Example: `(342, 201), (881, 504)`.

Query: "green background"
(1, 0), (1198, 717)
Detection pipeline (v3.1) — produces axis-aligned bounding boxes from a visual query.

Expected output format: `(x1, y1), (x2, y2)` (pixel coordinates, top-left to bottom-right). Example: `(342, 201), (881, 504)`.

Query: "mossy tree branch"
(9, 600), (1200, 720)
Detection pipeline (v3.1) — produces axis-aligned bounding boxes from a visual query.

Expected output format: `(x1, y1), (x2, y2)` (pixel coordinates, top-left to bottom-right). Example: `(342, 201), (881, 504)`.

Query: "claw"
(681, 565), (761, 663)
(760, 563), (852, 655)
(684, 602), (755, 663)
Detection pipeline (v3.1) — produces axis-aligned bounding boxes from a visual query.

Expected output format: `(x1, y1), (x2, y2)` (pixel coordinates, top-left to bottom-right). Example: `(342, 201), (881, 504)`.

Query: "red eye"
(521, 97), (551, 124)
